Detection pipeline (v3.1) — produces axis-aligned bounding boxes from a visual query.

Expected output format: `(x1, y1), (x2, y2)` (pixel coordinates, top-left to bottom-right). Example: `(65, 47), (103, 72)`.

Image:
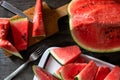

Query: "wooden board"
(5, 2), (68, 57)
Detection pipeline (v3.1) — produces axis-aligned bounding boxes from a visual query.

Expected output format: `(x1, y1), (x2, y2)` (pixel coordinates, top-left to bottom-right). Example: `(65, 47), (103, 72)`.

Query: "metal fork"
(4, 45), (48, 80)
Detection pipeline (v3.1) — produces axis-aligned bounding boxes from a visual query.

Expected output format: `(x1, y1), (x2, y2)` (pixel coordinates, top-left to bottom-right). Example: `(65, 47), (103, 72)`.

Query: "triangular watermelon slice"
(0, 18), (22, 58)
(10, 18), (29, 51)
(75, 60), (98, 80)
(32, 0), (46, 37)
(104, 66), (120, 80)
(94, 66), (111, 80)
(60, 63), (87, 80)
(50, 45), (81, 65)
(33, 65), (58, 80)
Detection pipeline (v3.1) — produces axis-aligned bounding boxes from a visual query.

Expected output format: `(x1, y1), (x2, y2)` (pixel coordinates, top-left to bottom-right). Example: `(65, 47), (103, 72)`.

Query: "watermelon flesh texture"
(0, 18), (10, 39)
(10, 18), (29, 51)
(75, 60), (98, 80)
(32, 0), (45, 37)
(68, 0), (120, 52)
(60, 63), (87, 80)
(50, 45), (81, 65)
(104, 66), (120, 80)
(33, 65), (58, 80)
(94, 66), (111, 80)
(0, 18), (22, 58)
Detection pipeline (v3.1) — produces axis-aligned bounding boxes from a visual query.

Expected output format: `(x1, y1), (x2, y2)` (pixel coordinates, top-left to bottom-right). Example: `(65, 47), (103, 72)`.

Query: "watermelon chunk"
(68, 0), (120, 53)
(50, 45), (81, 65)
(60, 63), (87, 80)
(10, 18), (29, 51)
(0, 18), (10, 39)
(32, 0), (46, 37)
(33, 65), (58, 80)
(75, 60), (98, 80)
(94, 66), (111, 80)
(104, 66), (120, 80)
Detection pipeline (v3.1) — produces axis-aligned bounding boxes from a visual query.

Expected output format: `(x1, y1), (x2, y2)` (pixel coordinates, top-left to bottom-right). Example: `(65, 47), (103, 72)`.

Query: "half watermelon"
(68, 0), (120, 53)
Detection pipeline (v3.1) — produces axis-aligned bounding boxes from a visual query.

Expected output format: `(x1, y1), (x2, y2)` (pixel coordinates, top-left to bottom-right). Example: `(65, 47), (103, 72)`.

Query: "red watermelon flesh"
(0, 18), (10, 39)
(33, 65), (58, 80)
(0, 38), (22, 58)
(104, 66), (120, 80)
(50, 45), (81, 65)
(60, 63), (87, 80)
(10, 18), (29, 51)
(73, 56), (85, 63)
(32, 0), (45, 37)
(68, 0), (120, 52)
(75, 60), (98, 80)
(94, 66), (111, 80)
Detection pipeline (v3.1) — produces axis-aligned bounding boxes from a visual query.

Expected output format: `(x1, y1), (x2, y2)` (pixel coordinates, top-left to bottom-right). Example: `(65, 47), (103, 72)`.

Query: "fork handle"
(4, 60), (30, 80)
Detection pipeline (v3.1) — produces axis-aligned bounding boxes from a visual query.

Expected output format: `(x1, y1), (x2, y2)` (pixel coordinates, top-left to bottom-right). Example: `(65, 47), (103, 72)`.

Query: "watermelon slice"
(94, 66), (111, 80)
(104, 66), (120, 80)
(60, 63), (87, 80)
(32, 0), (46, 37)
(32, 65), (58, 80)
(10, 18), (29, 51)
(75, 60), (98, 80)
(0, 39), (22, 58)
(68, 0), (120, 53)
(50, 45), (81, 65)
(0, 18), (10, 39)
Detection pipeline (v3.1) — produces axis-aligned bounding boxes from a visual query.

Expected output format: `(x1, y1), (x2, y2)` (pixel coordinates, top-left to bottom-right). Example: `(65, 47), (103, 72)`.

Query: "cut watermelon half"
(32, 0), (46, 37)
(75, 60), (98, 80)
(104, 66), (120, 80)
(32, 65), (58, 80)
(10, 18), (29, 51)
(68, 0), (120, 53)
(50, 45), (81, 65)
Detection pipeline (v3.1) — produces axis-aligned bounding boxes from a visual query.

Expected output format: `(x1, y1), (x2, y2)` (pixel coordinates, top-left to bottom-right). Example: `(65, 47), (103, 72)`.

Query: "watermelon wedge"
(68, 0), (120, 53)
(0, 39), (22, 58)
(33, 65), (58, 80)
(75, 60), (98, 80)
(60, 63), (87, 80)
(50, 45), (81, 65)
(94, 66), (111, 80)
(104, 66), (120, 80)
(32, 0), (46, 37)
(10, 18), (29, 51)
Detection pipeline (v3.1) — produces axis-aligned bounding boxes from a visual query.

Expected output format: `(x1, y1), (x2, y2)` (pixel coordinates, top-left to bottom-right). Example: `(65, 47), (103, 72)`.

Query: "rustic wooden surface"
(0, 0), (71, 80)
(0, 0), (120, 80)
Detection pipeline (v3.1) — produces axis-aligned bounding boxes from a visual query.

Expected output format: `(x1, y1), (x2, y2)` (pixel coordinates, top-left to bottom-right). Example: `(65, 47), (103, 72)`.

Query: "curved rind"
(68, 0), (120, 53)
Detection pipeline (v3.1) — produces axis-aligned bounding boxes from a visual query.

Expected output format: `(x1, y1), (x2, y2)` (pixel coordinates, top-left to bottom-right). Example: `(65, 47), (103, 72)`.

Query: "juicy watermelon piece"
(104, 66), (120, 80)
(60, 63), (87, 80)
(50, 45), (81, 65)
(68, 0), (120, 53)
(94, 66), (111, 80)
(10, 18), (29, 51)
(0, 18), (10, 39)
(32, 0), (45, 37)
(75, 60), (98, 80)
(33, 65), (58, 80)
(0, 39), (22, 58)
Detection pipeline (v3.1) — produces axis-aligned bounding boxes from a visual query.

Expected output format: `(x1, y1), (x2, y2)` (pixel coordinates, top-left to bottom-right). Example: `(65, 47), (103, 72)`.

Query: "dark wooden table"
(0, 0), (120, 80)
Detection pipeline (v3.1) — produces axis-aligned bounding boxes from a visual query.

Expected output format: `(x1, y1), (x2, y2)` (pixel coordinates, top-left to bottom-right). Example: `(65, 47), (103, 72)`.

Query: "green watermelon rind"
(1, 48), (23, 59)
(49, 49), (65, 65)
(68, 0), (120, 53)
